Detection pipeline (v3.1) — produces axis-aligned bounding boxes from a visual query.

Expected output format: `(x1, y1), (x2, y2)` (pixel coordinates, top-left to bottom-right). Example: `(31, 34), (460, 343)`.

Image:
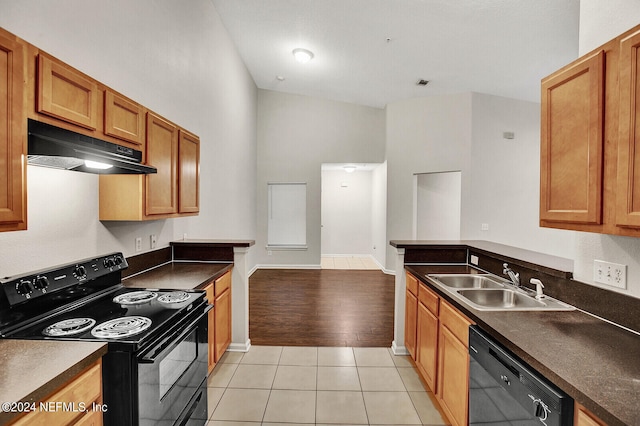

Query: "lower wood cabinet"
(10, 360), (103, 426)
(415, 281), (439, 392)
(405, 271), (474, 426)
(437, 300), (473, 426)
(204, 270), (232, 373)
(574, 403), (607, 426)
(404, 271), (418, 359)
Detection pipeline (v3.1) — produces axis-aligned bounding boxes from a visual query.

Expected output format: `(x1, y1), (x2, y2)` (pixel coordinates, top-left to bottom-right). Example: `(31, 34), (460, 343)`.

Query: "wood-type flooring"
(249, 269), (395, 347)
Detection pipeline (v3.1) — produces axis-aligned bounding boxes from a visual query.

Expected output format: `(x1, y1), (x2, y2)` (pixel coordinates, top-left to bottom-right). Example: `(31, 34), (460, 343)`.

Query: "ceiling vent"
(416, 79), (430, 86)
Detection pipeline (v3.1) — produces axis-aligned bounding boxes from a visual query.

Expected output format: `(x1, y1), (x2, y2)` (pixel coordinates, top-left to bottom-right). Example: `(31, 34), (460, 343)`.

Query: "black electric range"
(0, 253), (210, 426)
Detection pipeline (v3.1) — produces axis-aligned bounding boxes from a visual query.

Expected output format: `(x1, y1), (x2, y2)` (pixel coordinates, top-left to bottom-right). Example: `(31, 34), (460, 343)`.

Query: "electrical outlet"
(593, 260), (627, 289)
(135, 237), (142, 252)
(150, 234), (157, 249)
(470, 255), (479, 266)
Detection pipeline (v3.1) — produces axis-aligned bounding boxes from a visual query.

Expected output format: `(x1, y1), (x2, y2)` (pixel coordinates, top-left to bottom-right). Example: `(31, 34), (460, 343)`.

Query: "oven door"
(137, 305), (210, 426)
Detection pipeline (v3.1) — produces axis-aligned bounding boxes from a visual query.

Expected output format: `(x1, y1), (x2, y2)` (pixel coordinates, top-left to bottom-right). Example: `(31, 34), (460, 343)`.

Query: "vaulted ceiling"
(211, 0), (580, 108)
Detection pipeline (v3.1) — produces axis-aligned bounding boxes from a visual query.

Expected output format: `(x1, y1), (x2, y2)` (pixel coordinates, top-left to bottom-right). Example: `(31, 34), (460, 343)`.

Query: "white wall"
(464, 93), (574, 258)
(321, 170), (373, 256)
(416, 171), (461, 240)
(569, 0), (640, 298)
(371, 162), (388, 268)
(0, 0), (257, 276)
(385, 93), (473, 271)
(256, 90), (385, 267)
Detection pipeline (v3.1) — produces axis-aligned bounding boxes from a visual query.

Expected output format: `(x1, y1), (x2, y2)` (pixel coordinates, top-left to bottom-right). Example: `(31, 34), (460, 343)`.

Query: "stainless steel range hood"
(27, 119), (157, 174)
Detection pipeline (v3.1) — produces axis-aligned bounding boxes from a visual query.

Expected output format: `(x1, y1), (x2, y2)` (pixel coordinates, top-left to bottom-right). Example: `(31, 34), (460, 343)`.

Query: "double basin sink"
(427, 274), (575, 311)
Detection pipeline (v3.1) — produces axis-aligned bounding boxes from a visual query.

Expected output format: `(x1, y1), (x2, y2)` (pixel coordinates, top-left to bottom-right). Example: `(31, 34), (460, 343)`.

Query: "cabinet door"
(574, 403), (607, 426)
(0, 29), (27, 232)
(617, 29), (640, 227)
(214, 288), (231, 362)
(205, 283), (215, 374)
(416, 301), (438, 392)
(37, 54), (99, 130)
(104, 89), (144, 147)
(540, 50), (605, 225)
(178, 129), (200, 214)
(437, 325), (469, 426)
(404, 289), (417, 359)
(145, 112), (178, 216)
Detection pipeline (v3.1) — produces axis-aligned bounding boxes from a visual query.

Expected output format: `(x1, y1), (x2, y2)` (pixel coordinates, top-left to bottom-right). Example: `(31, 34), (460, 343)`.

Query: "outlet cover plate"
(593, 259), (627, 289)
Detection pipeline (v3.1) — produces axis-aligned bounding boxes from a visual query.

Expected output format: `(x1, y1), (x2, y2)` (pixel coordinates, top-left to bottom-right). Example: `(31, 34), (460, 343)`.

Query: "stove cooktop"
(9, 287), (205, 346)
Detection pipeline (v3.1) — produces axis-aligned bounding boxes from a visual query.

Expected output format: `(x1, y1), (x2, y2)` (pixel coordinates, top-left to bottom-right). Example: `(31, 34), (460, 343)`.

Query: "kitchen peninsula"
(391, 240), (640, 426)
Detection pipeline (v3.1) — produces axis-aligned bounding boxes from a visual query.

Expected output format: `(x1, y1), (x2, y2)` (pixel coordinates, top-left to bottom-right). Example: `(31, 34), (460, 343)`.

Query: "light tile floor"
(320, 256), (380, 270)
(207, 346), (448, 425)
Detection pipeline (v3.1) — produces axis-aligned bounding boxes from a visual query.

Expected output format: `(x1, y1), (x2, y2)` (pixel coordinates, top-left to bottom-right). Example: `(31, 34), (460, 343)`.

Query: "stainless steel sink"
(425, 273), (575, 312)
(457, 288), (546, 309)
(428, 274), (506, 289)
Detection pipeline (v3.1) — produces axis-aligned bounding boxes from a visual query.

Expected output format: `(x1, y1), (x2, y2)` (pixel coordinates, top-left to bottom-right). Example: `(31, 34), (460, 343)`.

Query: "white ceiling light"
(292, 48), (314, 64)
(343, 165), (356, 173)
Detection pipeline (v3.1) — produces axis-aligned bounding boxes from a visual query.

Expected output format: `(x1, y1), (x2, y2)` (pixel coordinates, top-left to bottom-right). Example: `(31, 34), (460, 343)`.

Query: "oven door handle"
(138, 305), (211, 364)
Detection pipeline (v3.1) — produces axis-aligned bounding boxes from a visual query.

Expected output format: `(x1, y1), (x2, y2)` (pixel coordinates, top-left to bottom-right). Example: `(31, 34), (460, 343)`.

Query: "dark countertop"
(171, 239), (255, 248)
(123, 261), (232, 290)
(391, 240), (574, 276)
(405, 264), (640, 426)
(0, 340), (107, 424)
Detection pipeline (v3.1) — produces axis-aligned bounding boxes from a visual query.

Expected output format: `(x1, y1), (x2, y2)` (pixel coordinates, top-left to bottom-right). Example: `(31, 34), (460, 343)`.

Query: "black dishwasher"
(469, 326), (573, 425)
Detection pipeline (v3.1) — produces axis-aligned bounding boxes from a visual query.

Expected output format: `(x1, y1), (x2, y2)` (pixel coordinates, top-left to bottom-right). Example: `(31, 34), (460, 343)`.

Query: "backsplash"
(469, 249), (640, 334)
(403, 243), (640, 334)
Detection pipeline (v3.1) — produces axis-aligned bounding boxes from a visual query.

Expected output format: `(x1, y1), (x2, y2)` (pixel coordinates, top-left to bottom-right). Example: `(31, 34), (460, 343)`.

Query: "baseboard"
(391, 340), (409, 356)
(228, 339), (251, 352)
(254, 264), (322, 270)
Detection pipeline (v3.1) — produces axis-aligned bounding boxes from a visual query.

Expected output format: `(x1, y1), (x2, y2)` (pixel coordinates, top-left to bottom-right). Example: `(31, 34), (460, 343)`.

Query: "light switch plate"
(593, 260), (627, 289)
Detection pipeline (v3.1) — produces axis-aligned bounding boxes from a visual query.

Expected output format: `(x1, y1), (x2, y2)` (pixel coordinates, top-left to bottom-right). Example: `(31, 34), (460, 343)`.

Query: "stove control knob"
(74, 265), (87, 280)
(103, 258), (116, 268)
(34, 275), (49, 291)
(114, 255), (124, 266)
(16, 279), (33, 296)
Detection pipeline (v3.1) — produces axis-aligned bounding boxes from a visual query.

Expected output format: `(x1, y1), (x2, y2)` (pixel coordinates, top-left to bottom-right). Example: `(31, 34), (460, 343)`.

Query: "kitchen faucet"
(503, 263), (520, 286)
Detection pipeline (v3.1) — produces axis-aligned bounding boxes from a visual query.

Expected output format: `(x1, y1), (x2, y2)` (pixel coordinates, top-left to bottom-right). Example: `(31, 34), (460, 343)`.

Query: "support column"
(391, 248), (408, 355)
(229, 246), (251, 352)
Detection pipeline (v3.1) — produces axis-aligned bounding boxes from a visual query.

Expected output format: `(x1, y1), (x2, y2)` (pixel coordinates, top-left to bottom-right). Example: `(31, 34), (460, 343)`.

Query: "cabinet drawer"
(418, 283), (439, 316)
(12, 361), (102, 426)
(215, 271), (231, 297)
(406, 272), (418, 296)
(439, 300), (473, 347)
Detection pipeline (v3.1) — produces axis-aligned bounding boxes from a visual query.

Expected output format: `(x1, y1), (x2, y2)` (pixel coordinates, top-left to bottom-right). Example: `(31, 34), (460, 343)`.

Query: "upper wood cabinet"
(104, 89), (145, 147)
(616, 28), (640, 228)
(99, 111), (200, 221)
(540, 22), (640, 238)
(0, 28), (27, 232)
(37, 53), (99, 130)
(179, 129), (200, 214)
(146, 112), (179, 216)
(540, 50), (605, 225)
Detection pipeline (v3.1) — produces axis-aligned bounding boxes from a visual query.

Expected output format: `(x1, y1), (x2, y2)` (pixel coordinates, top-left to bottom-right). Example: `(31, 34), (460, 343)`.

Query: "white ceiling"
(211, 0), (580, 108)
